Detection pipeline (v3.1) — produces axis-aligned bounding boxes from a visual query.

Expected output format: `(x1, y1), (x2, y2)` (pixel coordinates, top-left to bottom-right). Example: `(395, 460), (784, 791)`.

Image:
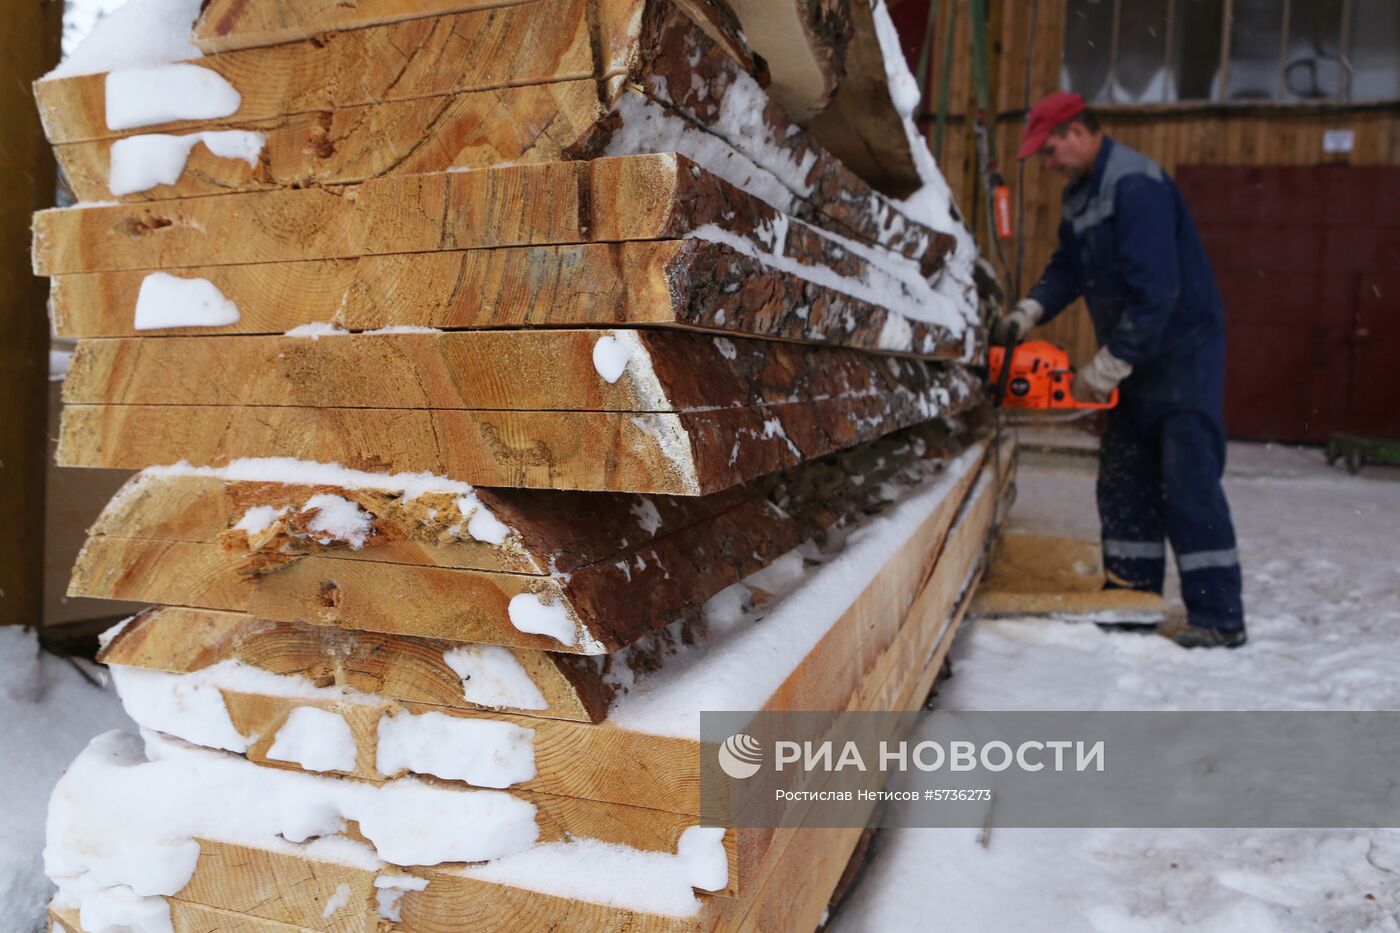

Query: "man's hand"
(1072, 346), (1133, 403)
(990, 299), (1044, 346)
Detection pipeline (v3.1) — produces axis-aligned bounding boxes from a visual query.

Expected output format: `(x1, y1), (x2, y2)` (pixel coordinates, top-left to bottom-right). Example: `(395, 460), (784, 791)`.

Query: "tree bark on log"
(803, 0), (923, 199)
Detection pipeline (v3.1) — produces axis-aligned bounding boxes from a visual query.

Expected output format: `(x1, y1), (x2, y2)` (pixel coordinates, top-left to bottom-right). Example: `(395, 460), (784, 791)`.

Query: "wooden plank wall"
(0, 0), (62, 626)
(907, 0), (1400, 365)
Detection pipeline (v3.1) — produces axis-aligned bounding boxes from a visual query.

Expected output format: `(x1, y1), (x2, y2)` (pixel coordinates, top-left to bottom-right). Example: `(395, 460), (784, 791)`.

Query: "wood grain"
(57, 363), (979, 494)
(63, 329), (956, 412)
(32, 154), (769, 276)
(194, 0), (545, 53)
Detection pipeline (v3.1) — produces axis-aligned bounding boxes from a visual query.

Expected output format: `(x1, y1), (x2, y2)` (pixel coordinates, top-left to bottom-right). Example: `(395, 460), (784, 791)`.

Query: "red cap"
(1017, 91), (1087, 160)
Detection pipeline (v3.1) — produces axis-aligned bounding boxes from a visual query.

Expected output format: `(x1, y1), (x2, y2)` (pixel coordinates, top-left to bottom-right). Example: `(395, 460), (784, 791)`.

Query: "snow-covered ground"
(0, 629), (133, 930)
(833, 438), (1400, 932)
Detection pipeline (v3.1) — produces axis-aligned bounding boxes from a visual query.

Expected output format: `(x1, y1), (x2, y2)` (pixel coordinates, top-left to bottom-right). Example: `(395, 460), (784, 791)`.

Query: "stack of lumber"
(38, 1), (1010, 930)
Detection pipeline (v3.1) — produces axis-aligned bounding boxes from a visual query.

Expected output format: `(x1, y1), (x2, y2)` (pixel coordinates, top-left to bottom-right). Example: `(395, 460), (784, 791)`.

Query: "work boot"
(1159, 617), (1247, 649)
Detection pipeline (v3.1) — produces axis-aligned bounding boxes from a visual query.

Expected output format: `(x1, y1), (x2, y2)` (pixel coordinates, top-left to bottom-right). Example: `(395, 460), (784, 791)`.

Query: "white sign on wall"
(1323, 129), (1355, 153)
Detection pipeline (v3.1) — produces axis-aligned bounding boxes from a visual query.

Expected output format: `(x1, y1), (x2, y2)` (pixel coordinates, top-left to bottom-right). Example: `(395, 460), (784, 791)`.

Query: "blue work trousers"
(1096, 342), (1245, 631)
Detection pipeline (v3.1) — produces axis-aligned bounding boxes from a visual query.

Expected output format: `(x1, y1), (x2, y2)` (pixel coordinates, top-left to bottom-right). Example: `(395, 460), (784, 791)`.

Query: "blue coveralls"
(1028, 137), (1245, 632)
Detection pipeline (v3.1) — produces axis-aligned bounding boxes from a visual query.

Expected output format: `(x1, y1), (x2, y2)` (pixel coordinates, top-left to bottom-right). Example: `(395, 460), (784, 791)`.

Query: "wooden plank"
(51, 80), (613, 203)
(702, 437), (1013, 932)
(56, 365), (979, 494)
(0, 0), (59, 626)
(36, 2), (602, 145)
(48, 240), (962, 359)
(63, 329), (953, 411)
(726, 0), (852, 122)
(31, 154), (767, 276)
(193, 0), (544, 53)
(78, 419), (964, 579)
(51, 903), (316, 933)
(102, 608), (610, 722)
(718, 563), (991, 933)
(191, 0), (753, 92)
(968, 530), (1168, 621)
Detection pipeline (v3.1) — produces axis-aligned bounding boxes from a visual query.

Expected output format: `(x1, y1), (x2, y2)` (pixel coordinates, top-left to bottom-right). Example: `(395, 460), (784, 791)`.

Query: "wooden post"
(0, 0), (61, 626)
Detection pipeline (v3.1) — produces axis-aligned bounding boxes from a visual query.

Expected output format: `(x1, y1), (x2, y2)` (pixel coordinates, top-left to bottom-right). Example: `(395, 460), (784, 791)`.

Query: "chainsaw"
(988, 339), (1117, 410)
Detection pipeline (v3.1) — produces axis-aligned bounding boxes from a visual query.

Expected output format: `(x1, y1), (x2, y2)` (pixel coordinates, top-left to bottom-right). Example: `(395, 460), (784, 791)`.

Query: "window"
(1062, 0), (1400, 104)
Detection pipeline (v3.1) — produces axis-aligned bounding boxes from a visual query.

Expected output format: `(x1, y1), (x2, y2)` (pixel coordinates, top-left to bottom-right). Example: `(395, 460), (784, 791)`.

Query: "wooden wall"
(0, 0), (62, 626)
(903, 0), (1400, 365)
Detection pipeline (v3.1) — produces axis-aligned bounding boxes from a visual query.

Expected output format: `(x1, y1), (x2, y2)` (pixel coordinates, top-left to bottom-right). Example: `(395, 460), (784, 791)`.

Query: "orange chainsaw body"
(988, 340), (1118, 410)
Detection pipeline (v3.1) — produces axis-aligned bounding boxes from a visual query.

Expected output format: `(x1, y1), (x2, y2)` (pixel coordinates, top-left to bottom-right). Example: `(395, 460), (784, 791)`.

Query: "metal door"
(1177, 165), (1400, 442)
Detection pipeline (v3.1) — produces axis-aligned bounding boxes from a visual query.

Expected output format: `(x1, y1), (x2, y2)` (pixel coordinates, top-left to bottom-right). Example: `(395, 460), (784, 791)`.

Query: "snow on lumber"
(46, 730), (731, 926)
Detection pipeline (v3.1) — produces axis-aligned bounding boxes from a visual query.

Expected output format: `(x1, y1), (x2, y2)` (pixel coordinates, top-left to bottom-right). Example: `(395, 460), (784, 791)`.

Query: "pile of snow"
(444, 645), (549, 711)
(507, 592), (582, 647)
(110, 131), (263, 196)
(49, 0), (203, 80)
(0, 628), (134, 930)
(103, 64), (241, 131)
(377, 710), (536, 788)
(47, 729), (541, 926)
(461, 826), (729, 917)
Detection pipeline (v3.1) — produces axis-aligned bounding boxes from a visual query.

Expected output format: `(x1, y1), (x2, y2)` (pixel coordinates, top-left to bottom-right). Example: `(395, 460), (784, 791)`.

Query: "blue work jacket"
(1028, 137), (1225, 369)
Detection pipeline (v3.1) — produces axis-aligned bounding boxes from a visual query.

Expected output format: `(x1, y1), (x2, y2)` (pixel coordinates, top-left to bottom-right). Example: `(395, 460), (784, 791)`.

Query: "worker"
(993, 91), (1246, 649)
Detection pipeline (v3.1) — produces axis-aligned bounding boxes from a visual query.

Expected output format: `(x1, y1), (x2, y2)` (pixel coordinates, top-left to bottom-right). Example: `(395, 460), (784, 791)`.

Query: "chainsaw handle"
(1073, 387), (1119, 410)
(1053, 369), (1117, 410)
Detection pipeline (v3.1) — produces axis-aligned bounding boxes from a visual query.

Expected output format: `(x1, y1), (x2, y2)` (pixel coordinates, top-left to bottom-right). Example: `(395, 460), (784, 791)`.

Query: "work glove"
(990, 298), (1043, 346)
(1072, 346), (1133, 404)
